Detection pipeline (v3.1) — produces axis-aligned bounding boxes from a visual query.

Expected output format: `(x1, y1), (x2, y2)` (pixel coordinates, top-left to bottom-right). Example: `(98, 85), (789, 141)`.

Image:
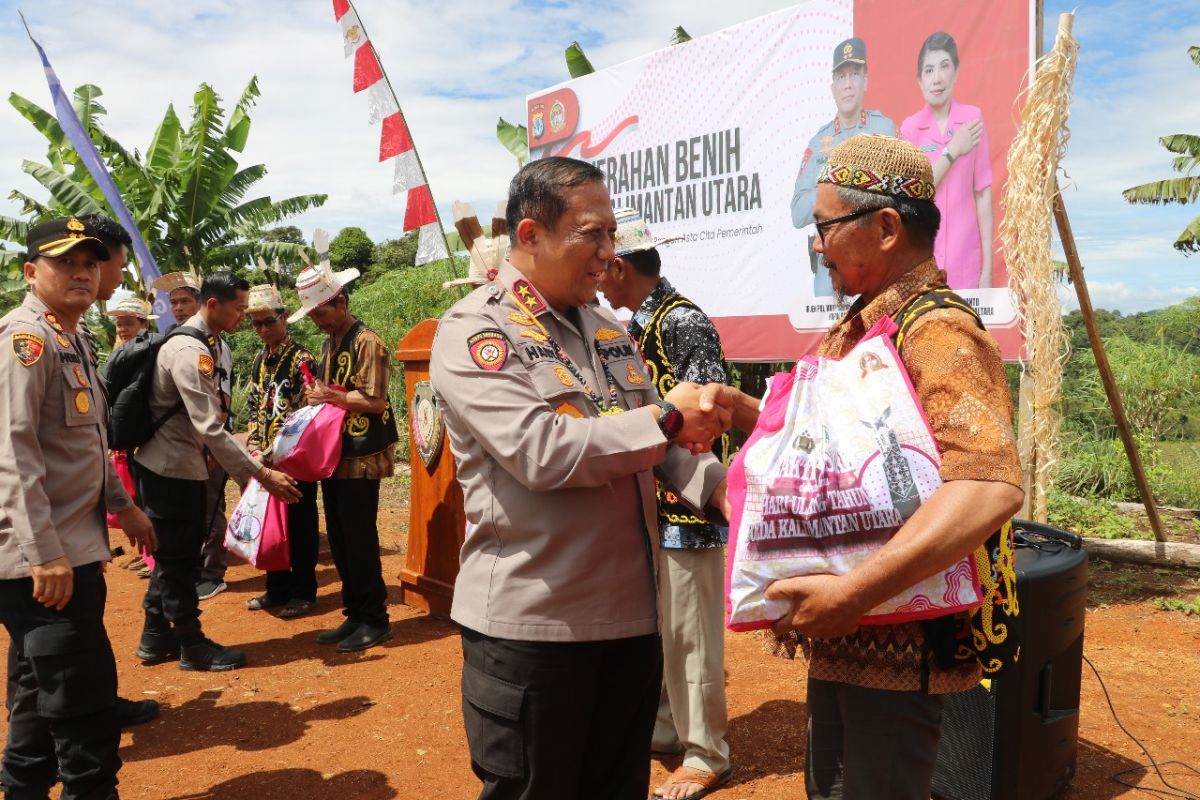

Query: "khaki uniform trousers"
(651, 546), (731, 775)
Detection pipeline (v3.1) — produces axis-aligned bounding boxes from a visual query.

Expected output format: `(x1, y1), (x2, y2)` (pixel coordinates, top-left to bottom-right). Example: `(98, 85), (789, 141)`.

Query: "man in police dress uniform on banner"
(431, 157), (732, 800)
(0, 218), (156, 799)
(791, 37), (896, 296)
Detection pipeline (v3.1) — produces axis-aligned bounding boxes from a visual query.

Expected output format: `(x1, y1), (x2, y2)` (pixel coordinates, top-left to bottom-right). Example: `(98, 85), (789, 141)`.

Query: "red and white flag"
(333, 0), (449, 266)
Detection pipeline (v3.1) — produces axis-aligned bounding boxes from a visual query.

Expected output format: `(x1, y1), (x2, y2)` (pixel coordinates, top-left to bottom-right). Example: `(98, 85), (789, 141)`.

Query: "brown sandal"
(652, 766), (732, 799)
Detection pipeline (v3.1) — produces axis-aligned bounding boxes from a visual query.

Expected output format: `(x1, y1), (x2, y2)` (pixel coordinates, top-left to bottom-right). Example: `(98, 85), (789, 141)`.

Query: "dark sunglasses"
(813, 207), (883, 243)
(249, 315), (281, 329)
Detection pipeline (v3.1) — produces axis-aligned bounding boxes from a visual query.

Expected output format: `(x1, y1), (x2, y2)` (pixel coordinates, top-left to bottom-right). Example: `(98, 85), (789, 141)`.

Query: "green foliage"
(329, 227), (375, 273)
(564, 42), (595, 78)
(1153, 595), (1200, 615)
(1046, 488), (1144, 540)
(2, 80), (326, 289)
(1121, 45), (1200, 253)
(496, 118), (529, 167)
(371, 233), (419, 276)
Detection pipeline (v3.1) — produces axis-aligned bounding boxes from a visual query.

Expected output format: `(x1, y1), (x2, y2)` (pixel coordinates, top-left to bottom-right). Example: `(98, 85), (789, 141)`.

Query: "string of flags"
(333, 0), (450, 266)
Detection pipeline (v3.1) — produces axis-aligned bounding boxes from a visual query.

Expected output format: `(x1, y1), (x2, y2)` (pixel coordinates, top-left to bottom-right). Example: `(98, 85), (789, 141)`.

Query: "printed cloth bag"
(224, 478), (290, 571)
(269, 402), (347, 482)
(725, 316), (981, 630)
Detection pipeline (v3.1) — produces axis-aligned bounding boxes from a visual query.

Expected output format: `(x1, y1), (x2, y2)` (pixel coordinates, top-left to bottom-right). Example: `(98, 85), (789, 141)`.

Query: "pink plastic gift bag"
(269, 403), (347, 482)
(106, 450), (137, 529)
(725, 317), (981, 631)
(225, 478), (290, 571)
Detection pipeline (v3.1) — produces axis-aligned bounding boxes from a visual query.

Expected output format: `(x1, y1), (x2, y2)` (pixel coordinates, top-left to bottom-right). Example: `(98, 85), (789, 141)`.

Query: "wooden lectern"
(395, 318), (464, 617)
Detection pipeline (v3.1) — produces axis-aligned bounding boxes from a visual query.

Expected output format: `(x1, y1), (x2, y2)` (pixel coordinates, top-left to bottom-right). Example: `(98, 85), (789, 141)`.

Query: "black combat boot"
(178, 633), (246, 672)
(135, 615), (180, 665)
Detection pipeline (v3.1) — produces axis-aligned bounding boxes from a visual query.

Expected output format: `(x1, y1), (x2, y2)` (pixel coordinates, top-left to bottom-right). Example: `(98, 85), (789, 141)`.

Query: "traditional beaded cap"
(817, 134), (936, 202)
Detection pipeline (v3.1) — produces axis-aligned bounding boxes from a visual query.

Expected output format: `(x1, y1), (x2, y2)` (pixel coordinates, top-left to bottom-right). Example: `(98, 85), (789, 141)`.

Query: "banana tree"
(2, 78), (326, 281)
(1121, 46), (1200, 253)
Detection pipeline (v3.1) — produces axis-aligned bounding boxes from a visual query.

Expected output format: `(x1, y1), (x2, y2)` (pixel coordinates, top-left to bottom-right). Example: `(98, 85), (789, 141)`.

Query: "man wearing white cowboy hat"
(599, 209), (733, 800)
(294, 261), (398, 652)
(106, 294), (157, 352)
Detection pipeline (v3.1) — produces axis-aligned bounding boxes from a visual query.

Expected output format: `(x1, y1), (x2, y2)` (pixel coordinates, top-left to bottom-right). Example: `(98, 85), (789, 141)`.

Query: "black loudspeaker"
(931, 520), (1089, 800)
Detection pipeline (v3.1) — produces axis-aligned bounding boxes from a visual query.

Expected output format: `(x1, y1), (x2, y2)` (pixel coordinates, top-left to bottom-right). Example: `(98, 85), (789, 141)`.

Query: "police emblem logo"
(549, 100), (566, 133)
(73, 364), (89, 387)
(66, 217), (86, 232)
(54, 333), (71, 349)
(74, 390), (90, 414)
(410, 381), (444, 471)
(624, 363), (646, 385)
(594, 327), (624, 343)
(43, 312), (64, 332)
(843, 43), (854, 60)
(553, 366), (574, 387)
(468, 329), (508, 371)
(554, 401), (584, 418)
(531, 104), (546, 140)
(198, 353), (215, 378)
(12, 333), (44, 367)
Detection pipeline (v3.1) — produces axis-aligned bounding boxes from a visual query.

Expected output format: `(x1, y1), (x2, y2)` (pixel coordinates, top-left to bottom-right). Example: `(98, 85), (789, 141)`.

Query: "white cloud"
(0, 0), (1196, 315)
(1057, 280), (1199, 313)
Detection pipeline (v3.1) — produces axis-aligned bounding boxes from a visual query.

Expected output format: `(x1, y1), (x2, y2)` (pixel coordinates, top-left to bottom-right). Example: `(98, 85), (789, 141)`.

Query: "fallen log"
(1083, 537), (1200, 569)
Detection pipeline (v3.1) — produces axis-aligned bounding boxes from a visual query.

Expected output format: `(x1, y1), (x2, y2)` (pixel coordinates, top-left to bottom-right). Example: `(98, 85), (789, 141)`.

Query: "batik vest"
(320, 320), (399, 459)
(637, 292), (731, 534)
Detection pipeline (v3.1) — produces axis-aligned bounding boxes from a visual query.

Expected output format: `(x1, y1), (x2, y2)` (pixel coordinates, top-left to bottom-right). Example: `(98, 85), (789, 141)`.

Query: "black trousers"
(197, 467), (228, 584)
(0, 564), (120, 800)
(320, 478), (388, 628)
(805, 676), (944, 800)
(264, 480), (319, 603)
(134, 463), (208, 642)
(459, 626), (662, 800)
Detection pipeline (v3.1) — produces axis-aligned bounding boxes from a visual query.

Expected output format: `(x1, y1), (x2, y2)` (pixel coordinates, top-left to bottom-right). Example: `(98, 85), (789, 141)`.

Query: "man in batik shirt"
(242, 284), (320, 619)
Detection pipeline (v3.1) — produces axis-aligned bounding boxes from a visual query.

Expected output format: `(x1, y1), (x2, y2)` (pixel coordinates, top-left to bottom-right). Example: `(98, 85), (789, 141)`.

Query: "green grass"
(1158, 441), (1200, 507)
(1153, 595), (1200, 615)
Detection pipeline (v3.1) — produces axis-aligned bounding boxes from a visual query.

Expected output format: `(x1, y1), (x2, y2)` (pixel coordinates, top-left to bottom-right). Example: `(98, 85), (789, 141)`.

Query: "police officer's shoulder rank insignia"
(198, 353), (215, 378)
(12, 332), (44, 367)
(468, 329), (508, 371)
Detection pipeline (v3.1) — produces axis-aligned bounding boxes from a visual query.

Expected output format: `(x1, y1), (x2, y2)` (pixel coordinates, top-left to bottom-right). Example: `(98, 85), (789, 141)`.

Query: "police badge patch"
(12, 333), (44, 367)
(468, 330), (508, 371)
(198, 353), (215, 378)
(410, 381), (444, 471)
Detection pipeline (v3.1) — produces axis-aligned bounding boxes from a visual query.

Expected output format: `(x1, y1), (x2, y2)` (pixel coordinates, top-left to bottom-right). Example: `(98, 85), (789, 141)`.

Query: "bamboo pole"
(1052, 187), (1168, 543)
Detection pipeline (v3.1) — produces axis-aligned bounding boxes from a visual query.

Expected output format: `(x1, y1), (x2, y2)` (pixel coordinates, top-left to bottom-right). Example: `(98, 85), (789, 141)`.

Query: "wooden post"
(395, 318), (465, 616)
(1052, 187), (1168, 543)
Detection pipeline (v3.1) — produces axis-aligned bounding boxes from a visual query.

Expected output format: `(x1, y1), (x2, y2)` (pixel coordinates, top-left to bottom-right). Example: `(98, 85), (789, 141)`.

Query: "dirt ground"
(6, 492), (1200, 799)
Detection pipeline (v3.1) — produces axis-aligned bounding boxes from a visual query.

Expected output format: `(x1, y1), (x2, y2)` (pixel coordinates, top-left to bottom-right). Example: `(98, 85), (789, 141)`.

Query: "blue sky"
(0, 0), (1196, 313)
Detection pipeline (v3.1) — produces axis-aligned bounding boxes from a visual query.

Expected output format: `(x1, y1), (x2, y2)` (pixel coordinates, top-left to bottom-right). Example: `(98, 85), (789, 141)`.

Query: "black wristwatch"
(655, 400), (684, 440)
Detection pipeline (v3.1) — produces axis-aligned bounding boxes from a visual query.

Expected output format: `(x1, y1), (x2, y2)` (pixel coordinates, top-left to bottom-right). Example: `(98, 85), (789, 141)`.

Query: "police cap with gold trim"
(25, 217), (110, 260)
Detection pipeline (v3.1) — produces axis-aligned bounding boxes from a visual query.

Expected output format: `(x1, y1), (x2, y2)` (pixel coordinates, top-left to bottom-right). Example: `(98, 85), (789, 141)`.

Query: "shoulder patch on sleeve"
(800, 147), (813, 172)
(467, 329), (508, 371)
(198, 353), (215, 378)
(12, 332), (44, 367)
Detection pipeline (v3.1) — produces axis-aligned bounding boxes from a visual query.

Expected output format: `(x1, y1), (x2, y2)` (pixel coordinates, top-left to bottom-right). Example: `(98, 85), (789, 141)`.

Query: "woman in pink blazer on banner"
(900, 31), (994, 289)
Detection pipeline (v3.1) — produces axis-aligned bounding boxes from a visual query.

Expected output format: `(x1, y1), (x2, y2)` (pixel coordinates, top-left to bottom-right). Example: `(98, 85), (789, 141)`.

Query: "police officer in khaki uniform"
(431, 157), (731, 800)
(0, 217), (156, 799)
(133, 272), (299, 672)
(791, 37), (897, 296)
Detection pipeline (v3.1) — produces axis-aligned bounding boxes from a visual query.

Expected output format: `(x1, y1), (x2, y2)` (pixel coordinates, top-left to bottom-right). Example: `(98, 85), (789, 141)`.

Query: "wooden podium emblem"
(411, 380), (444, 470)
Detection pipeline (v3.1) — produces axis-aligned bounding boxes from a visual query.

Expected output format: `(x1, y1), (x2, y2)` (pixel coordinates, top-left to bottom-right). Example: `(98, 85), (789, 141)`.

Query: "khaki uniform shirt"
(431, 261), (726, 642)
(134, 314), (259, 483)
(0, 293), (133, 579)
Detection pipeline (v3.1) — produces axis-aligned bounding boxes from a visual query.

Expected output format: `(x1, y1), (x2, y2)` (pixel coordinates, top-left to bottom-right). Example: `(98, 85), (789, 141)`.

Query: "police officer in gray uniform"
(133, 272), (299, 672)
(791, 37), (896, 296)
(0, 218), (156, 799)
